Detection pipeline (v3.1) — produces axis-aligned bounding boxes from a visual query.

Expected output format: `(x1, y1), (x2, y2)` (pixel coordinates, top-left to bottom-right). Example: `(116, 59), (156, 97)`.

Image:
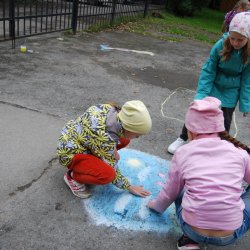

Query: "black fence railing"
(0, 0), (166, 46)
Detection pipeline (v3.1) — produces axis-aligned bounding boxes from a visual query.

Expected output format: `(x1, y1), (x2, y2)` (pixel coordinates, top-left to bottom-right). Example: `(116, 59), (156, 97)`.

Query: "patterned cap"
(229, 12), (250, 38)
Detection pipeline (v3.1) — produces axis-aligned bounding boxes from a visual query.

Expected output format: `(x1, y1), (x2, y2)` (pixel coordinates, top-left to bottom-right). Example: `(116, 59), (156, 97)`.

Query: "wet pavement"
(0, 30), (250, 249)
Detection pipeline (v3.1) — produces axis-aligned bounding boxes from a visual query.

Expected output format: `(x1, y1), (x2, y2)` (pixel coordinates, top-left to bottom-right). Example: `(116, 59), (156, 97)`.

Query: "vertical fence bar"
(63, 0), (67, 29)
(2, 0), (6, 38)
(55, 0), (59, 30)
(35, 0), (38, 33)
(41, 0), (44, 32)
(67, 1), (71, 28)
(45, 0), (49, 32)
(17, 0), (19, 36)
(51, 0), (54, 31)
(9, 0), (15, 48)
(72, 0), (79, 34)
(143, 0), (149, 18)
(24, 0), (26, 35)
(78, 1), (83, 30)
(59, 0), (63, 29)
(110, 0), (117, 25)
(29, 0), (32, 34)
(3, 1), (6, 38)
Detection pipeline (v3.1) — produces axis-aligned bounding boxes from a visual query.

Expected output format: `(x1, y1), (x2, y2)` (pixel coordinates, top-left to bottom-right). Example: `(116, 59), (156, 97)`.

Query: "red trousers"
(68, 138), (130, 185)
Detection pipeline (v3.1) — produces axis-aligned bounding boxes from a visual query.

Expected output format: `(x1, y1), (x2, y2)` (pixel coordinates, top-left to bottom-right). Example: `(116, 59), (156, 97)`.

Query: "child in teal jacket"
(168, 12), (250, 155)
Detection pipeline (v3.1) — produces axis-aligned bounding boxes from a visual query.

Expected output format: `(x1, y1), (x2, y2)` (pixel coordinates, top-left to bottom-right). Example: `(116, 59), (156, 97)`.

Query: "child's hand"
(114, 148), (120, 162)
(147, 200), (155, 210)
(147, 200), (160, 213)
(128, 185), (151, 198)
(243, 112), (248, 117)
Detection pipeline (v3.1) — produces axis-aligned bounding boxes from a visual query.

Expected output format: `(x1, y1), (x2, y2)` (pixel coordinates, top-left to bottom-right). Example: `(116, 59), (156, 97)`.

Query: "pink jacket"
(151, 136), (250, 230)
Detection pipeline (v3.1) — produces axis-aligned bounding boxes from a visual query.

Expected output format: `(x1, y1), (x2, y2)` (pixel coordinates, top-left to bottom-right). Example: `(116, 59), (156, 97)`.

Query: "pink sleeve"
(150, 156), (184, 213)
(243, 152), (250, 184)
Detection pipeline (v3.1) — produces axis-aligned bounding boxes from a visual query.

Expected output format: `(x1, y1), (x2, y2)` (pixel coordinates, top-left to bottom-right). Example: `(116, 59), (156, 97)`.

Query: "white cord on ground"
(161, 87), (238, 138)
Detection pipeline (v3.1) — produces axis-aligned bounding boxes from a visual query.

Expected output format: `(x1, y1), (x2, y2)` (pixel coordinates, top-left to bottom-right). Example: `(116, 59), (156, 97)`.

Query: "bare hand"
(114, 148), (120, 162)
(128, 185), (151, 197)
(147, 200), (155, 209)
(243, 112), (248, 117)
(147, 200), (160, 213)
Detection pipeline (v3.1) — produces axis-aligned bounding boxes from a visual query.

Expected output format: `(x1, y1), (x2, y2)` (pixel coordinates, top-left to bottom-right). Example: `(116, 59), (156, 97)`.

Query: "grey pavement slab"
(0, 31), (250, 249)
(0, 102), (65, 202)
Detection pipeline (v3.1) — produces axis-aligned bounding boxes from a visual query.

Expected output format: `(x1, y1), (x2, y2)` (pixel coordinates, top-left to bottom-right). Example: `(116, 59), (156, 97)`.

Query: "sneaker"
(168, 137), (187, 154)
(64, 171), (91, 199)
(177, 235), (200, 250)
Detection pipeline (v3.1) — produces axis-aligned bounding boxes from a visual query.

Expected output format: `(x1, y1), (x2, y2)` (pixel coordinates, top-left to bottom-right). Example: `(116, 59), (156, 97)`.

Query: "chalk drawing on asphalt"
(160, 87), (238, 137)
(100, 44), (155, 56)
(83, 148), (180, 234)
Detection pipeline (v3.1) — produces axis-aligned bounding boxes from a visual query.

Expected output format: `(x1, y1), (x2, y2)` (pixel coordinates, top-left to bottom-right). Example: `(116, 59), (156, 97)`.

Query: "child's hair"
(220, 37), (250, 64)
(219, 131), (250, 154)
(106, 101), (121, 111)
(221, 0), (250, 32)
(233, 0), (250, 12)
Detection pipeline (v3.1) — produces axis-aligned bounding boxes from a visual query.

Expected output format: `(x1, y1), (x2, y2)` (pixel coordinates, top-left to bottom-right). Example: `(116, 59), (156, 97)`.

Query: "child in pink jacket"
(148, 97), (250, 250)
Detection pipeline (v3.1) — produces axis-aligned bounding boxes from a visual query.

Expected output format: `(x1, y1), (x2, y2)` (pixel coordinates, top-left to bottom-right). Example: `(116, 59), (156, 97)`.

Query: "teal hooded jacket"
(195, 33), (250, 113)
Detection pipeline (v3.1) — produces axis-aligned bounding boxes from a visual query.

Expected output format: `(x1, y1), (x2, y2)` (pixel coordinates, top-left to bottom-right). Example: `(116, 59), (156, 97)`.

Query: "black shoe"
(177, 234), (200, 250)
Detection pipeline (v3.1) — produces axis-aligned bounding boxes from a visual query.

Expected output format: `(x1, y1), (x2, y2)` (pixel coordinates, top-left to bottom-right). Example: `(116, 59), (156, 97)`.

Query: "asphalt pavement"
(0, 31), (250, 250)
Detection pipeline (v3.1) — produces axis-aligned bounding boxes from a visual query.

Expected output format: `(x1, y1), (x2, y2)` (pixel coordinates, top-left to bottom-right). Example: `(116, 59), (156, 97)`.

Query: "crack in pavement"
(0, 100), (61, 118)
(8, 157), (58, 196)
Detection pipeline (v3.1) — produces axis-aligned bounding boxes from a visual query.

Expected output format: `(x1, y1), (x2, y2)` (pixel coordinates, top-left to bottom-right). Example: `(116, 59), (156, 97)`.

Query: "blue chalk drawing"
(83, 149), (181, 234)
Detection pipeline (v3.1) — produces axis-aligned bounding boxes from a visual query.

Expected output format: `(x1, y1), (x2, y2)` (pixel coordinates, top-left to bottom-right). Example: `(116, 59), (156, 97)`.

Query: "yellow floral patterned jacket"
(57, 104), (130, 189)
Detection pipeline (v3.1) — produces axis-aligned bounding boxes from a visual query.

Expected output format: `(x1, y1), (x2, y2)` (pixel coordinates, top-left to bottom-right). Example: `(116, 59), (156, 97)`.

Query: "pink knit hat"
(185, 97), (225, 134)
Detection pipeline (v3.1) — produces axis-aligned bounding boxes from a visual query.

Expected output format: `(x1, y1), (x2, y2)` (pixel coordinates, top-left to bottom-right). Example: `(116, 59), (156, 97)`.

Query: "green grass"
(167, 8), (225, 33)
(105, 8), (225, 45)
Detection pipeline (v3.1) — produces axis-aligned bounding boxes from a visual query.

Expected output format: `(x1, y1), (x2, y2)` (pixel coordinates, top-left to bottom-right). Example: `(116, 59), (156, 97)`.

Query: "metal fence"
(0, 0), (166, 46)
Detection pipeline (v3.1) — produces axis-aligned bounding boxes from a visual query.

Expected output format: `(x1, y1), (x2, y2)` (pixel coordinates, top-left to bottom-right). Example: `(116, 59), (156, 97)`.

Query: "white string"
(160, 87), (238, 138)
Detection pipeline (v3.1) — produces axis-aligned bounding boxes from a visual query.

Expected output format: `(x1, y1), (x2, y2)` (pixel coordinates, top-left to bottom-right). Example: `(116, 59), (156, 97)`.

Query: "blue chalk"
(83, 149), (181, 234)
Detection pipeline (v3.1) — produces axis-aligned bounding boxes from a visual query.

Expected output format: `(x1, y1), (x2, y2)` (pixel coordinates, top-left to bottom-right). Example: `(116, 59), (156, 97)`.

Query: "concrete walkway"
(0, 31), (250, 250)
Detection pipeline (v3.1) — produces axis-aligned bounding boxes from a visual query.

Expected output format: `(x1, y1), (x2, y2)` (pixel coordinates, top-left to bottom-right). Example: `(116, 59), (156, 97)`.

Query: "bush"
(176, 0), (193, 16)
(167, 0), (211, 16)
(192, 0), (211, 10)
